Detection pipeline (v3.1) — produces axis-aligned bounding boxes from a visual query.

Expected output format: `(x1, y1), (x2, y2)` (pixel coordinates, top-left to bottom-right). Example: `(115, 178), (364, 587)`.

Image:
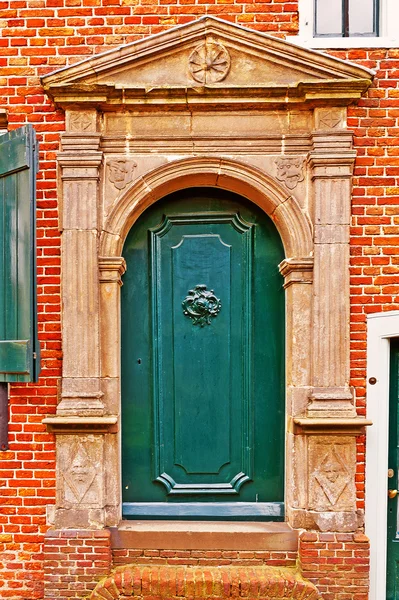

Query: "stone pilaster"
(57, 110), (104, 416)
(98, 257), (126, 525)
(307, 125), (356, 418)
(279, 258), (313, 522)
(279, 258), (314, 417)
(99, 257), (126, 387)
(284, 121), (362, 533)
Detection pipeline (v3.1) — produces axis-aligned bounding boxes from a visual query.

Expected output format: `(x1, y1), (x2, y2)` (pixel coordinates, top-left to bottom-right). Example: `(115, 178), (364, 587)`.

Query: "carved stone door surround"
(42, 17), (373, 532)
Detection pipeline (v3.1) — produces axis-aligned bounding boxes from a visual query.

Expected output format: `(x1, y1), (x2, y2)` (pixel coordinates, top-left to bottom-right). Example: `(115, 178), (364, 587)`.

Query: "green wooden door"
(387, 337), (399, 598)
(121, 188), (285, 520)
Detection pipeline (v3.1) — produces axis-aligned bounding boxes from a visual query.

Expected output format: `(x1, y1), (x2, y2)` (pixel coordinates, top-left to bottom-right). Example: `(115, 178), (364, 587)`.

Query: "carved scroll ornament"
(182, 284), (221, 327)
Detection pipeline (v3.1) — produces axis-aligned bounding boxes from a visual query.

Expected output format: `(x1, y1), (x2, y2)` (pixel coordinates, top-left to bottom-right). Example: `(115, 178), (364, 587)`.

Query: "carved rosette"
(189, 39), (231, 84)
(182, 284), (221, 327)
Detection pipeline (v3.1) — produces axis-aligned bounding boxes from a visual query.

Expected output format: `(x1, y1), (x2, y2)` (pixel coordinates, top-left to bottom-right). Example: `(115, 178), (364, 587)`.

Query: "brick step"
(89, 564), (321, 599)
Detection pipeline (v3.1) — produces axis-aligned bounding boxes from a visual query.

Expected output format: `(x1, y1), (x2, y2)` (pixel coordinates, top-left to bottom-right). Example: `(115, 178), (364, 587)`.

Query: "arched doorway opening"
(121, 187), (285, 520)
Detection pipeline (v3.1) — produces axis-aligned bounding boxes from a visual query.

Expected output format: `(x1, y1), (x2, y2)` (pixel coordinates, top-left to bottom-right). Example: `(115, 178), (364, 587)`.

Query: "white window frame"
(365, 311), (399, 600)
(289, 0), (399, 48)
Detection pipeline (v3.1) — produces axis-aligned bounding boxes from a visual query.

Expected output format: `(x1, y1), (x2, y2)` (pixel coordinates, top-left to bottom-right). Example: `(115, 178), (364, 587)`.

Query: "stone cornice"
(292, 417), (372, 435)
(44, 81), (372, 111)
(43, 416), (118, 434)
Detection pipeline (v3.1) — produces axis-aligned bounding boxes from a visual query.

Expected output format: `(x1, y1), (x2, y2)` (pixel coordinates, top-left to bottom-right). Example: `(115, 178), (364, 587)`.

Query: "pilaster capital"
(308, 130), (356, 178)
(308, 153), (356, 178)
(292, 417), (372, 435)
(43, 415), (117, 434)
(61, 132), (101, 153)
(279, 257), (314, 288)
(311, 129), (353, 151)
(58, 150), (103, 173)
(99, 256), (127, 285)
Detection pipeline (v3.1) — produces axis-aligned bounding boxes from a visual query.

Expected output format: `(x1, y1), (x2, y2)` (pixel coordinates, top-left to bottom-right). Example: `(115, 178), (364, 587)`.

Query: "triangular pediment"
(42, 16), (373, 107)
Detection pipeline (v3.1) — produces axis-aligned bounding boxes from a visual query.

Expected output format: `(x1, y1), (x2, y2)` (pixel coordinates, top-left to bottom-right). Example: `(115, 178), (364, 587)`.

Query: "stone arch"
(89, 565), (322, 600)
(100, 157), (313, 260)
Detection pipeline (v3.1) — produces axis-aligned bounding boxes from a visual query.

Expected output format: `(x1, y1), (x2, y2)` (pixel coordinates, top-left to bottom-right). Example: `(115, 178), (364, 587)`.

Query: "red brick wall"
(335, 48), (399, 513)
(40, 533), (369, 600)
(0, 6), (298, 597)
(0, 2), (398, 599)
(43, 530), (112, 600)
(0, 112), (61, 597)
(299, 532), (370, 600)
(112, 548), (297, 568)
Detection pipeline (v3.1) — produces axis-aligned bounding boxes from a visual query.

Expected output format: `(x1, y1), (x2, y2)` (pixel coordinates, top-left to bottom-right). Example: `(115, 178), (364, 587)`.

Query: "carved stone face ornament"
(70, 450), (90, 483)
(62, 443), (96, 503)
(275, 156), (305, 190)
(108, 158), (137, 191)
(314, 447), (351, 506)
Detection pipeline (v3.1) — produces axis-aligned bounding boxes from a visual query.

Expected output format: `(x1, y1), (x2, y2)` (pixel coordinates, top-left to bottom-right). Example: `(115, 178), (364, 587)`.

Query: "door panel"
(121, 188), (285, 519)
(387, 337), (399, 599)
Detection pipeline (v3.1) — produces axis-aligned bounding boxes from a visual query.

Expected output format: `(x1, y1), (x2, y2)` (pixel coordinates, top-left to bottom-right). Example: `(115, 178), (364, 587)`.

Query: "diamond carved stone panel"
(58, 435), (103, 507)
(315, 107), (346, 130)
(66, 110), (97, 133)
(308, 436), (356, 511)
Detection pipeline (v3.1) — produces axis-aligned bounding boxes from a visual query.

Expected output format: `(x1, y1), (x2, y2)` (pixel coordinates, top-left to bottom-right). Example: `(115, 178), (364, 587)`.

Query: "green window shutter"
(0, 125), (40, 382)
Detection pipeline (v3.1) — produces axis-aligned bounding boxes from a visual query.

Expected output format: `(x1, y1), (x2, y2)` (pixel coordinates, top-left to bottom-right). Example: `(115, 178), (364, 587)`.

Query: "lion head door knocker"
(182, 284), (221, 327)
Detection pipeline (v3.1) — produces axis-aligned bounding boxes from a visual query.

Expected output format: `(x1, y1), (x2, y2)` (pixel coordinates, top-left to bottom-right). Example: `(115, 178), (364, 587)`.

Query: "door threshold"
(122, 501), (284, 521)
(110, 520), (297, 551)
